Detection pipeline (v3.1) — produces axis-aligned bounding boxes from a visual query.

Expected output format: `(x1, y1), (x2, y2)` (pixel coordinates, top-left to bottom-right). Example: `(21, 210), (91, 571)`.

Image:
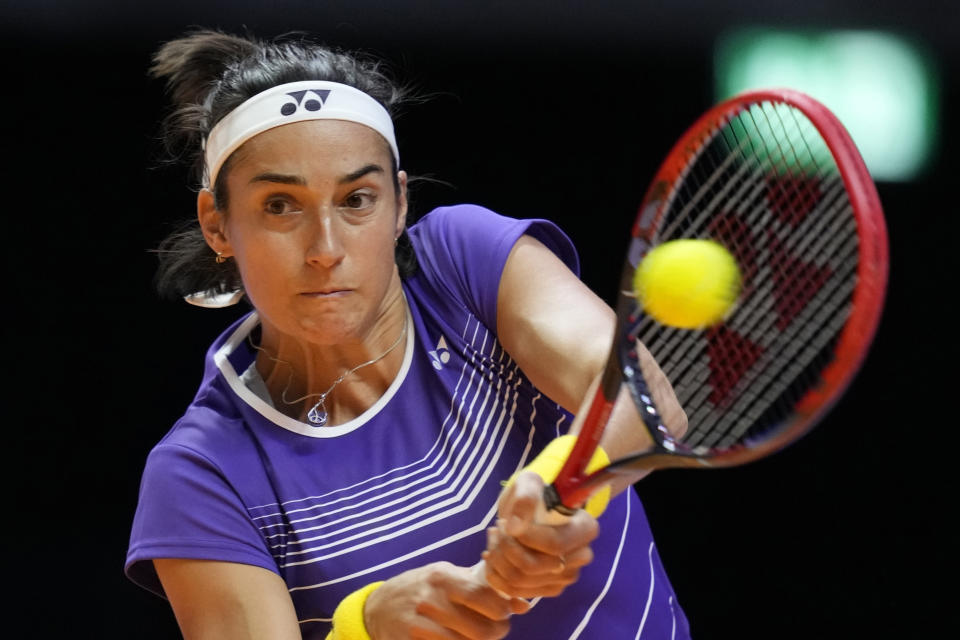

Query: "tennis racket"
(539, 87), (888, 515)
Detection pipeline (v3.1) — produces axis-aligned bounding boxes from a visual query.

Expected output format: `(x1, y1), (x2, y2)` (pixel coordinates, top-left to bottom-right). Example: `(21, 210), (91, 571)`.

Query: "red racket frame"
(547, 89), (889, 511)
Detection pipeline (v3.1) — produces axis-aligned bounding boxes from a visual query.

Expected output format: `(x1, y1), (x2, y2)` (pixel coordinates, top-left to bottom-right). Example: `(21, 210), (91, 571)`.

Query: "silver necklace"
(248, 313), (408, 426)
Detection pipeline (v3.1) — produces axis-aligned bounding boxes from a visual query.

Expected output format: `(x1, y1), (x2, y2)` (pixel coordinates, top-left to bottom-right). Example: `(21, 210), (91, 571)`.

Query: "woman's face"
(202, 119), (407, 347)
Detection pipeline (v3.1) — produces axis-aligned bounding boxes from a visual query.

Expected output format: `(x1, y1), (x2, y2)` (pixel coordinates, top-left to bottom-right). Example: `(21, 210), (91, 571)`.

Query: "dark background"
(4, 2), (955, 638)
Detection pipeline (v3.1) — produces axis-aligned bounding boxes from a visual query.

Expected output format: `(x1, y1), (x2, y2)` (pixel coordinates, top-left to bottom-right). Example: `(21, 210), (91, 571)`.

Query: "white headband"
(203, 80), (399, 187)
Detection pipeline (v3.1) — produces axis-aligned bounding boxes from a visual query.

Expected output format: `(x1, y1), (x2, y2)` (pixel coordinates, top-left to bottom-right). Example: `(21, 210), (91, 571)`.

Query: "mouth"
(301, 289), (352, 298)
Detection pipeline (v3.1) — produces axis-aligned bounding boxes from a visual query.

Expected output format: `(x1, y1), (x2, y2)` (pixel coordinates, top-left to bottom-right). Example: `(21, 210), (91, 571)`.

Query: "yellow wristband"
(510, 435), (611, 518)
(326, 581), (384, 640)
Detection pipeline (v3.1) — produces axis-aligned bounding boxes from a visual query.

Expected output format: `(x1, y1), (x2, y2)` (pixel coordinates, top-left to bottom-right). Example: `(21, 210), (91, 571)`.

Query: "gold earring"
(215, 252), (227, 264)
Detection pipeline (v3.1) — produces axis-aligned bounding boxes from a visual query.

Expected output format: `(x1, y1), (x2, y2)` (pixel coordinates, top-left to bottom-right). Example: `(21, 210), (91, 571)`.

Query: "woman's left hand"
(481, 471), (599, 599)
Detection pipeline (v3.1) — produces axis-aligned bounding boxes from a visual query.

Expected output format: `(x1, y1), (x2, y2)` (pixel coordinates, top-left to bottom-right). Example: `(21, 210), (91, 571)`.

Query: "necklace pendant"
(307, 400), (329, 426)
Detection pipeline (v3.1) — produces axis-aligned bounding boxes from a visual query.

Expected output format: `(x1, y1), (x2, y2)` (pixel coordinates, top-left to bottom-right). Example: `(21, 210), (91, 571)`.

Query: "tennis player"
(125, 29), (691, 639)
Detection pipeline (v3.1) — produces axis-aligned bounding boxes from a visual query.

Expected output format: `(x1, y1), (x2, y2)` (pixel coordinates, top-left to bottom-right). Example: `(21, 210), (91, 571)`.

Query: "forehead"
(229, 119), (394, 177)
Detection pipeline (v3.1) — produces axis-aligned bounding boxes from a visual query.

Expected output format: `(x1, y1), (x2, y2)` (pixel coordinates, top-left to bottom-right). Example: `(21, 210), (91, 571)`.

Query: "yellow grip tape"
(511, 434), (611, 518)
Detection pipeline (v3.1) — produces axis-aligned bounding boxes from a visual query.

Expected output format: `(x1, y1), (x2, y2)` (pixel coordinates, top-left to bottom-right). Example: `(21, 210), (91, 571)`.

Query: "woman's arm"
(155, 558), (527, 640)
(496, 234), (687, 470)
(486, 234), (687, 599)
(154, 559), (303, 640)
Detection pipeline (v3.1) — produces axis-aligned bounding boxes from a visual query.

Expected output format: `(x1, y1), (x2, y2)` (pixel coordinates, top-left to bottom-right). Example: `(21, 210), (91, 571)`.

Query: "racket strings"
(627, 100), (861, 452)
(636, 137), (847, 371)
(683, 235), (857, 447)
(689, 108), (856, 445)
(681, 114), (823, 248)
(685, 196), (854, 441)
(707, 178), (851, 352)
(692, 251), (858, 449)
(630, 117), (821, 345)
(657, 129), (756, 242)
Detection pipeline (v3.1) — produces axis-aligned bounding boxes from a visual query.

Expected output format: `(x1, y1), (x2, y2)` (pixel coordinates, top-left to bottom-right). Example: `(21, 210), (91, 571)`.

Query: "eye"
(342, 190), (377, 210)
(263, 197), (299, 216)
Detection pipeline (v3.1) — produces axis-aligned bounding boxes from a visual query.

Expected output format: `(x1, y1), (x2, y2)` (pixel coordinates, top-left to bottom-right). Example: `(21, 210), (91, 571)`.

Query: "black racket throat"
(548, 327), (689, 512)
(542, 484), (579, 516)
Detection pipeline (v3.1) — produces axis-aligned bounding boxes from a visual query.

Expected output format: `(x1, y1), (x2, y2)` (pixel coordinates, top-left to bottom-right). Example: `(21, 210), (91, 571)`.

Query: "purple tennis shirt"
(126, 204), (690, 639)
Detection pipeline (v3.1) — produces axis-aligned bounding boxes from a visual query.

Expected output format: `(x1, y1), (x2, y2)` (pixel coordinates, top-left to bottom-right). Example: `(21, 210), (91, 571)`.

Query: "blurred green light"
(716, 29), (938, 181)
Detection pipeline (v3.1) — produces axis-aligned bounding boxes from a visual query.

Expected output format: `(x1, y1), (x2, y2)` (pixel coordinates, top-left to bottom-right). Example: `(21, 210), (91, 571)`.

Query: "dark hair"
(150, 28), (418, 300)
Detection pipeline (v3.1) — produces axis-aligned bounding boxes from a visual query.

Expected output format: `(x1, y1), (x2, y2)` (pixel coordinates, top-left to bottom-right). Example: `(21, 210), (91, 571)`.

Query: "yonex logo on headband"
(280, 89), (331, 116)
(203, 80), (400, 187)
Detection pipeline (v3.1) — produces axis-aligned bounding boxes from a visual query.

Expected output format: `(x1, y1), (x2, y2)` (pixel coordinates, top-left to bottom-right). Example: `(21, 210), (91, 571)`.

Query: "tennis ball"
(633, 239), (741, 329)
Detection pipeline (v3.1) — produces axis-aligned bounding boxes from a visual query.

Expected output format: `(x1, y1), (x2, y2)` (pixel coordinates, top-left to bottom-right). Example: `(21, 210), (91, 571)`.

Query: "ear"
(197, 189), (232, 256)
(394, 170), (409, 240)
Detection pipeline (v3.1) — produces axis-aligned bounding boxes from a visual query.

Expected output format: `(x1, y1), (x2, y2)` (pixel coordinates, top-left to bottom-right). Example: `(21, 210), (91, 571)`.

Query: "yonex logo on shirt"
(280, 89), (331, 116)
(429, 336), (451, 370)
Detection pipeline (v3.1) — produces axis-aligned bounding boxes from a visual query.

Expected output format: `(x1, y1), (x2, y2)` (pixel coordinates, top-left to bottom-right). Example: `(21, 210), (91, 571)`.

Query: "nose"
(305, 210), (346, 268)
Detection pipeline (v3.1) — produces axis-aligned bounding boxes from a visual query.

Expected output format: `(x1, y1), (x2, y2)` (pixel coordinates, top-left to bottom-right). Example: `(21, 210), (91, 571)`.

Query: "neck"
(254, 287), (408, 425)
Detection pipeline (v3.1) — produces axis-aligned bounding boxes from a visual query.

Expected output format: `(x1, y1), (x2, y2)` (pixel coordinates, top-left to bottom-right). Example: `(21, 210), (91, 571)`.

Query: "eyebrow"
(249, 173), (307, 186)
(248, 164), (385, 186)
(339, 164), (385, 184)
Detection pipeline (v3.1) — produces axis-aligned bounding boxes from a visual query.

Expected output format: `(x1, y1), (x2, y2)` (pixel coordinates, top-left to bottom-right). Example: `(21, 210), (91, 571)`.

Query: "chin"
(298, 316), (362, 346)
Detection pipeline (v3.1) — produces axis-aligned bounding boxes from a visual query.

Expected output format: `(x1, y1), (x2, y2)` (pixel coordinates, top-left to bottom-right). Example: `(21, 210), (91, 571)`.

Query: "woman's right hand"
(364, 562), (530, 640)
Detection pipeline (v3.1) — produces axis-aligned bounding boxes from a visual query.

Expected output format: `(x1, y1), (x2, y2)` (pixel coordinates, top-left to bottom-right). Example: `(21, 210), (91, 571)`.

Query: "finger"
(416, 601), (511, 640)
(485, 526), (500, 554)
(483, 561), (580, 600)
(408, 617), (472, 640)
(483, 542), (591, 591)
(499, 472), (544, 537)
(483, 551), (577, 600)
(483, 528), (540, 592)
(447, 569), (530, 620)
(489, 529), (566, 576)
(506, 509), (600, 556)
(483, 549), (551, 596)
(559, 544), (595, 571)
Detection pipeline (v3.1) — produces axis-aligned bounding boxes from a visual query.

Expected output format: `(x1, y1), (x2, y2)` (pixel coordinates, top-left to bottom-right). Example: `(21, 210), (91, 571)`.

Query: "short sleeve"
(124, 442), (277, 598)
(408, 204), (579, 330)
